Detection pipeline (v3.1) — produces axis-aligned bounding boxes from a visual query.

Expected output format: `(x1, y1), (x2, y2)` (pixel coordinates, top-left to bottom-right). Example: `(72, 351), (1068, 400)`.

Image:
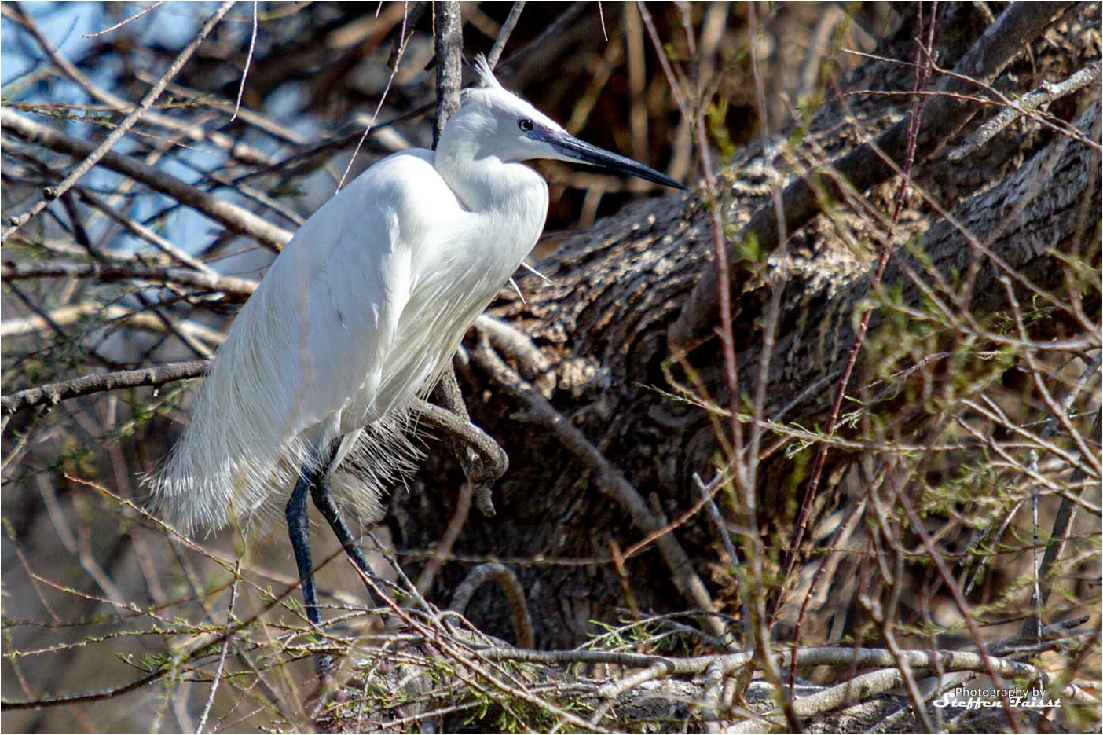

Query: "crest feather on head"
(472, 54), (502, 89)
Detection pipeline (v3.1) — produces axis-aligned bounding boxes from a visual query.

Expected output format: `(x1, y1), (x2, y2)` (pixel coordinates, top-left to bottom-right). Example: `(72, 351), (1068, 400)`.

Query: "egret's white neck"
(434, 150), (544, 215)
(433, 116), (547, 215)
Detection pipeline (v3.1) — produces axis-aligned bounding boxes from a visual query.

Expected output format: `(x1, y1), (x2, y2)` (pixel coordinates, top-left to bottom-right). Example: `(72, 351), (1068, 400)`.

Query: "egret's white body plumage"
(153, 64), (549, 534)
(150, 60), (683, 540)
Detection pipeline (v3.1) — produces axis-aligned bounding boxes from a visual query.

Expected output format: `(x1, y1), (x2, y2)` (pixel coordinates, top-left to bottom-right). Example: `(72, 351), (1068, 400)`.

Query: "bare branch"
(433, 1), (463, 148)
(487, 2), (526, 69)
(950, 61), (1103, 162)
(2, 361), (208, 422)
(76, 188), (215, 274)
(1, 261), (257, 297)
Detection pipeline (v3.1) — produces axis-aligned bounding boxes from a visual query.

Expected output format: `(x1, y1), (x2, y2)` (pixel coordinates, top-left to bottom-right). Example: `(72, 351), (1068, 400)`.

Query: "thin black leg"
(286, 459), (333, 675)
(310, 460), (387, 609)
(286, 439), (389, 676)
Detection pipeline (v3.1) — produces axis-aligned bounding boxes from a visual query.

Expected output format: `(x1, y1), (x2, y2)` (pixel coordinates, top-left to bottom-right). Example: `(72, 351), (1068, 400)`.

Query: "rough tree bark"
(388, 3), (1101, 648)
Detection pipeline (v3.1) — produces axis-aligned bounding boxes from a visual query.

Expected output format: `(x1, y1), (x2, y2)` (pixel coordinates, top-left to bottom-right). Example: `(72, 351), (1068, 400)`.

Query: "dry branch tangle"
(336, 638), (1098, 732)
(671, 0), (1080, 345)
(0, 109), (292, 252)
(761, 101), (1102, 420)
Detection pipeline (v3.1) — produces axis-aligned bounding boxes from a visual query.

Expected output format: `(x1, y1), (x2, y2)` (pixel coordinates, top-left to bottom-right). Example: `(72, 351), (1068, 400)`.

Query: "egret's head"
(441, 57), (686, 190)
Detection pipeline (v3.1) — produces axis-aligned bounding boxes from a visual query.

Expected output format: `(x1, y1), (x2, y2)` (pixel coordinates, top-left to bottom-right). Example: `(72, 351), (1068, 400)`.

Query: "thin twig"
(83, 2), (164, 38)
(230, 1), (259, 123)
(414, 482), (473, 596)
(486, 2), (525, 69)
(2, 0), (237, 242)
(336, 0), (417, 191)
(195, 561), (239, 734)
(495, 2), (588, 76)
(75, 188), (215, 275)
(898, 491), (1021, 732)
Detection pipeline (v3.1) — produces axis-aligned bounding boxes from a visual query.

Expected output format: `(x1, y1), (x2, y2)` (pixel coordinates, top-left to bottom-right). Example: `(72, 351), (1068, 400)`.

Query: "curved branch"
(412, 397), (509, 488)
(448, 562), (535, 648)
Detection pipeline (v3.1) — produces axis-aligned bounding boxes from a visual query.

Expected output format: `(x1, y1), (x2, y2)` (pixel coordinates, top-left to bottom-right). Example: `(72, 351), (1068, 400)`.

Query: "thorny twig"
(782, 0), (939, 635)
(194, 561), (239, 734)
(82, 1), (164, 38)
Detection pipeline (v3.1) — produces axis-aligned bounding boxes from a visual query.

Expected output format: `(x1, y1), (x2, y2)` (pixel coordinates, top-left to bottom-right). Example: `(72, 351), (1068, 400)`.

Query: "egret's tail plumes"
(149, 387), (420, 536)
(146, 270), (420, 536)
(330, 416), (422, 525)
(148, 273), (304, 534)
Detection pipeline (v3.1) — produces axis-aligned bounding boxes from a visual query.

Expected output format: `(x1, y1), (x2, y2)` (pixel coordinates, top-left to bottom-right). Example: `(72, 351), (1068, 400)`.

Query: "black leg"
(286, 439), (389, 676)
(309, 459), (387, 609)
(286, 460), (333, 675)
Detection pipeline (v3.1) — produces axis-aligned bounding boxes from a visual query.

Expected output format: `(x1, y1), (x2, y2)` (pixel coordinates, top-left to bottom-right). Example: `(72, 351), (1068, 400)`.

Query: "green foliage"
(706, 98), (738, 163)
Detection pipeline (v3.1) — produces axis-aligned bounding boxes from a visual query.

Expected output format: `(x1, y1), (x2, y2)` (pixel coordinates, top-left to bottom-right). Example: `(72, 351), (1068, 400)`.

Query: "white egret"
(150, 58), (684, 670)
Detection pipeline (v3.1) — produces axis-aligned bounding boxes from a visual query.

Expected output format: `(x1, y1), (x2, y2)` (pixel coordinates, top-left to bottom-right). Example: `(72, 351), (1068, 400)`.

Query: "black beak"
(541, 130), (688, 191)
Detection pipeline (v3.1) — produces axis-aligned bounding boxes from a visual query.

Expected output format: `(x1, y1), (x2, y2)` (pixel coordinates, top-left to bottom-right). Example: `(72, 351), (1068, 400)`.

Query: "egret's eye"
(518, 118), (534, 133)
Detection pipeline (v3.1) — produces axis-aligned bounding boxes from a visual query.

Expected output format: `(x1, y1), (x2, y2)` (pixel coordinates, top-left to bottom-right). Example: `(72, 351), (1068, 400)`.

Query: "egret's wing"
(286, 177), (412, 437)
